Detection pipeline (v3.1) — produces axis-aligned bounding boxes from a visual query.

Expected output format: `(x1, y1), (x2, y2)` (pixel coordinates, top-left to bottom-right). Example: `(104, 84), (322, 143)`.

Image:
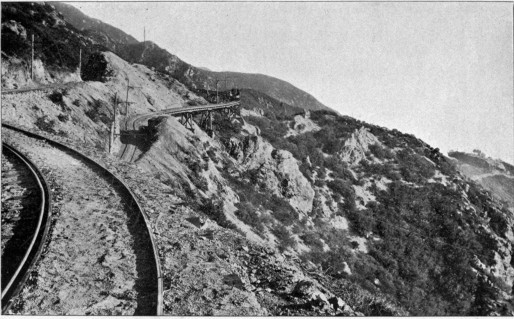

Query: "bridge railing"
(158, 101), (240, 116)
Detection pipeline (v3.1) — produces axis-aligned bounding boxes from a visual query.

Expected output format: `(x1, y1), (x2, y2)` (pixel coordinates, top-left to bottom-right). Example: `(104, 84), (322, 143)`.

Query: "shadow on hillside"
(119, 127), (155, 161)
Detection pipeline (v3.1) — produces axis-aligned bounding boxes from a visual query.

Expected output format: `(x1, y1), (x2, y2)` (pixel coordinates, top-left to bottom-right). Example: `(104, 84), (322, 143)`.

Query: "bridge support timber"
(179, 113), (195, 132)
(172, 102), (241, 137)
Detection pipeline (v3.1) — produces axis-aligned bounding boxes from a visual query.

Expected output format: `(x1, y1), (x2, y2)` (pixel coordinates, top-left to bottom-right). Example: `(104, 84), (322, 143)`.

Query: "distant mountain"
(51, 2), (138, 50)
(52, 3), (331, 112)
(449, 150), (514, 209)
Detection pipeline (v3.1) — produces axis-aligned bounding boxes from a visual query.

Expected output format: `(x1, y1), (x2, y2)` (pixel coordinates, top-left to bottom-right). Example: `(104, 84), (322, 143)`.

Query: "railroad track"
(1, 124), (163, 315)
(119, 113), (157, 163)
(1, 143), (52, 313)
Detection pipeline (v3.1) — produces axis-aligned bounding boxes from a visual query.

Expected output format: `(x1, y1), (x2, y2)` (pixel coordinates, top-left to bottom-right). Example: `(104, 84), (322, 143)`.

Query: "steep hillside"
(229, 101), (514, 316)
(52, 3), (330, 112)
(1, 2), (108, 81)
(51, 2), (138, 50)
(449, 151), (514, 209)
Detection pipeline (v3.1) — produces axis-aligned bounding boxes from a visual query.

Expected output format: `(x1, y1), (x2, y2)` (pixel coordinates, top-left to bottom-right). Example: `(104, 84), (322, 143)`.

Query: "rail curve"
(1, 143), (52, 313)
(1, 123), (163, 315)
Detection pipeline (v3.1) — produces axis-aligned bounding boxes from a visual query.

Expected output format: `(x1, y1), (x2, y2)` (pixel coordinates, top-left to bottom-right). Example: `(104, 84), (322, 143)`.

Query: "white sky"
(72, 1), (514, 164)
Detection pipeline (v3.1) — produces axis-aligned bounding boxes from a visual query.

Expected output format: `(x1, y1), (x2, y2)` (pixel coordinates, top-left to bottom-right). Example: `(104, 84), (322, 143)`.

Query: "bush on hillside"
(199, 199), (236, 230)
(299, 232), (325, 252)
(235, 202), (266, 236)
(272, 224), (297, 252)
(35, 115), (56, 133)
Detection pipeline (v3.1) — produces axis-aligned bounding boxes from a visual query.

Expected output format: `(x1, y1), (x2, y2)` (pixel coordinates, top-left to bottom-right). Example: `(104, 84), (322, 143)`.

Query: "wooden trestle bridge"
(117, 101), (241, 162)
(166, 101), (241, 133)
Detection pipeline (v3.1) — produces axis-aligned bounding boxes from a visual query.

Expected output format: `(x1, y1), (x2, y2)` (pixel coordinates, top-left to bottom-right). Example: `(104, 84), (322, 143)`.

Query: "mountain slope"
(449, 150), (514, 209)
(2, 2), (513, 316)
(52, 3), (330, 112)
(51, 2), (138, 51)
(233, 102), (514, 316)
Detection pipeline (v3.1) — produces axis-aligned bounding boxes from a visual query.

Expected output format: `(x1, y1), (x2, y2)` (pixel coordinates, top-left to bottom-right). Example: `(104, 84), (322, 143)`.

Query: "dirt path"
(3, 131), (155, 315)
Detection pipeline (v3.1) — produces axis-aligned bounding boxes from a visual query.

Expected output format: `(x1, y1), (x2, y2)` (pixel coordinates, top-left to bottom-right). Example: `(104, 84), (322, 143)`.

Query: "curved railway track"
(119, 114), (152, 163)
(1, 124), (163, 315)
(1, 143), (52, 313)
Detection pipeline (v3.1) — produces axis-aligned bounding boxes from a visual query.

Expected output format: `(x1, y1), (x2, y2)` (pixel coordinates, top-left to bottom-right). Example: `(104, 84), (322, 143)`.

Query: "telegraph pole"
(125, 78), (130, 113)
(30, 34), (34, 81)
(78, 47), (82, 73)
(216, 79), (219, 104)
(214, 77), (233, 104)
(121, 78), (141, 115)
(109, 93), (118, 154)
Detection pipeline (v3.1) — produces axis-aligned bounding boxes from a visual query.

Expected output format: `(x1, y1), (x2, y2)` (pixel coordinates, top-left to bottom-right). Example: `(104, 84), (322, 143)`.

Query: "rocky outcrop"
(449, 151), (514, 209)
(285, 111), (321, 137)
(2, 20), (27, 39)
(339, 127), (382, 165)
(229, 133), (315, 215)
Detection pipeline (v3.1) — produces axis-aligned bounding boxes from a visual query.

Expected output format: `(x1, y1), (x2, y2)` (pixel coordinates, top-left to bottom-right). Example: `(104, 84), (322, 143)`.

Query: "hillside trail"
(3, 130), (154, 315)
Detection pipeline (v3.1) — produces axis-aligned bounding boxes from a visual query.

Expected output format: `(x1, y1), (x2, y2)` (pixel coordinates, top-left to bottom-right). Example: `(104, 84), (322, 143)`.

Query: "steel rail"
(158, 101), (240, 116)
(118, 115), (133, 162)
(1, 143), (52, 313)
(1, 123), (163, 316)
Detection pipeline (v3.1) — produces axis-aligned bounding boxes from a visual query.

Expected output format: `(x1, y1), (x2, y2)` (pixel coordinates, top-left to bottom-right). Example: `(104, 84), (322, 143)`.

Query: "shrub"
(272, 224), (297, 251)
(215, 113), (242, 145)
(235, 202), (265, 235)
(35, 115), (56, 133)
(57, 113), (69, 122)
(345, 208), (374, 237)
(369, 143), (394, 160)
(269, 195), (298, 226)
(300, 232), (325, 252)
(199, 199), (236, 230)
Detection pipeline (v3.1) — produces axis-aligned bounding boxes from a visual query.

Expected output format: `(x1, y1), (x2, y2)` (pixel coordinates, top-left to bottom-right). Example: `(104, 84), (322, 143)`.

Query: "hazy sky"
(73, 1), (514, 164)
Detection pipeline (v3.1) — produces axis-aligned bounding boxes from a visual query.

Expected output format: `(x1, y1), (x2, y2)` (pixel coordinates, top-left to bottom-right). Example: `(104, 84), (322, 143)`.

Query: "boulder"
(341, 262), (352, 275)
(328, 296), (348, 312)
(339, 127), (382, 165)
(236, 135), (314, 215)
(2, 20), (27, 39)
(292, 280), (328, 303)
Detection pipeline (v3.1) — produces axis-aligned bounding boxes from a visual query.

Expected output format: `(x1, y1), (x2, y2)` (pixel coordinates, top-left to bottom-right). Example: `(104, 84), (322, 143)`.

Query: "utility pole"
(30, 34), (34, 81)
(121, 78), (141, 115)
(78, 47), (82, 73)
(215, 79), (219, 104)
(125, 78), (130, 113)
(109, 93), (118, 154)
(215, 77), (233, 104)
